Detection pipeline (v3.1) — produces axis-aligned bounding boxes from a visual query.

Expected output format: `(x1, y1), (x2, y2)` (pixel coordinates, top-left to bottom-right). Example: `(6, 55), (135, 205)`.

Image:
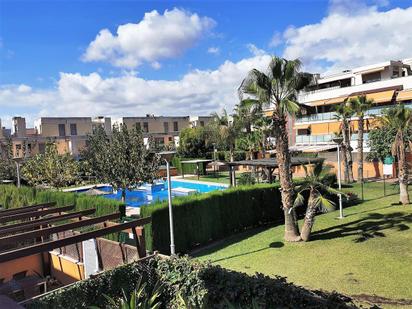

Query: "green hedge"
(0, 185), (125, 218)
(27, 256), (356, 309)
(171, 157), (207, 175)
(141, 184), (282, 254)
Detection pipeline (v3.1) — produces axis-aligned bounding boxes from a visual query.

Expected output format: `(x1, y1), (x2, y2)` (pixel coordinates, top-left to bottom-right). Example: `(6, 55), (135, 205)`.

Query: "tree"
(349, 95), (374, 183)
(21, 142), (79, 188)
(239, 56), (313, 241)
(236, 131), (262, 161)
(210, 110), (238, 162)
(0, 137), (16, 181)
(380, 105), (412, 205)
(178, 126), (212, 158)
(234, 98), (262, 133)
(367, 126), (400, 162)
(293, 161), (341, 241)
(334, 103), (355, 183)
(82, 125), (160, 202)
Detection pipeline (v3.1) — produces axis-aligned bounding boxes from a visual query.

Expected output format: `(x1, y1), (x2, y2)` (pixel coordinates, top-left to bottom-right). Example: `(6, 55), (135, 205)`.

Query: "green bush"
(28, 256), (356, 309)
(237, 172), (256, 185)
(205, 150), (247, 161)
(0, 185), (125, 218)
(141, 184), (282, 254)
(171, 156), (206, 175)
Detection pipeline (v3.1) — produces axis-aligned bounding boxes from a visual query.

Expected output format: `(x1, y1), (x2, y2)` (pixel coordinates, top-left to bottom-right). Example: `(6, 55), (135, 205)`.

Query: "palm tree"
(293, 161), (342, 241)
(234, 98), (262, 133)
(334, 103), (355, 183)
(380, 105), (412, 205)
(349, 95), (374, 183)
(239, 56), (313, 241)
(210, 110), (238, 162)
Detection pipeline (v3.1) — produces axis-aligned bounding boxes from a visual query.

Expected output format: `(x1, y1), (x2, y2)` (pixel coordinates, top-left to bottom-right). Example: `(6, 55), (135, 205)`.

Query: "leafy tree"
(380, 105), (412, 205)
(234, 99), (262, 133)
(367, 126), (399, 162)
(236, 131), (262, 160)
(209, 110), (238, 162)
(21, 142), (79, 188)
(178, 126), (212, 158)
(0, 137), (16, 181)
(349, 95), (374, 183)
(293, 161), (342, 241)
(334, 103), (355, 183)
(82, 125), (160, 202)
(239, 56), (313, 242)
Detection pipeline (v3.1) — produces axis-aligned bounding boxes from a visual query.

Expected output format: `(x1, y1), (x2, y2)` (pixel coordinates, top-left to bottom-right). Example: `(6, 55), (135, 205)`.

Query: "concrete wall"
(0, 254), (45, 282)
(49, 252), (85, 285)
(122, 116), (190, 134)
(36, 118), (93, 137)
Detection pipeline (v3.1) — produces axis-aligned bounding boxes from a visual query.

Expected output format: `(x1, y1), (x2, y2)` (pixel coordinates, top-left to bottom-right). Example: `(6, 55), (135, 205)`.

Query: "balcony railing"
(296, 133), (370, 145)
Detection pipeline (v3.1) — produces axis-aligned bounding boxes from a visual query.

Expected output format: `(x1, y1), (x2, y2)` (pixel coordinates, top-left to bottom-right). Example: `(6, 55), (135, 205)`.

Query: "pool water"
(79, 180), (226, 208)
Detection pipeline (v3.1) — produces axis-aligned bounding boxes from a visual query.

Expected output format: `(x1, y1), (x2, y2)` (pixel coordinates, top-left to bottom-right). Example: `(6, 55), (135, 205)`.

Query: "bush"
(237, 172), (256, 185)
(141, 184), (282, 254)
(28, 256), (357, 309)
(0, 185), (125, 218)
(171, 156), (206, 175)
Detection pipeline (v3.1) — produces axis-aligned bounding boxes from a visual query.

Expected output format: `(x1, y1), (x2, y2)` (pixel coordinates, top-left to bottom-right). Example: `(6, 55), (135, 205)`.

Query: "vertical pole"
(383, 175), (386, 196)
(16, 161), (21, 188)
(337, 145), (343, 219)
(166, 160), (175, 255)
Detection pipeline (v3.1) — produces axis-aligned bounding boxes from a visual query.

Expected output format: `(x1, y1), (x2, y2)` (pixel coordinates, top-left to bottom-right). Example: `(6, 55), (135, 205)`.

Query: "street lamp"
(13, 157), (24, 188)
(332, 137), (344, 219)
(158, 151), (176, 255)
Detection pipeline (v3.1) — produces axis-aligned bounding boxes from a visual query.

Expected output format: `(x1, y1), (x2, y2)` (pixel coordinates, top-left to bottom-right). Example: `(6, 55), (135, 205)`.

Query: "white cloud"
(269, 32), (282, 48)
(207, 46), (220, 55)
(247, 44), (266, 57)
(0, 54), (272, 125)
(82, 8), (216, 68)
(283, 5), (412, 73)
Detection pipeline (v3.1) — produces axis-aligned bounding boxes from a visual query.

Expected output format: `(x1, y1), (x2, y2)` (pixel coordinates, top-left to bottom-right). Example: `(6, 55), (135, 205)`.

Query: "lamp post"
(13, 157), (24, 188)
(332, 137), (344, 219)
(158, 151), (176, 255)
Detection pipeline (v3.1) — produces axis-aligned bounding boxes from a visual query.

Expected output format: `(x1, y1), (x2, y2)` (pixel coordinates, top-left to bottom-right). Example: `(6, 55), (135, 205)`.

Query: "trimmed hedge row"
(0, 185), (125, 218)
(171, 157), (207, 175)
(27, 256), (357, 309)
(141, 184), (283, 254)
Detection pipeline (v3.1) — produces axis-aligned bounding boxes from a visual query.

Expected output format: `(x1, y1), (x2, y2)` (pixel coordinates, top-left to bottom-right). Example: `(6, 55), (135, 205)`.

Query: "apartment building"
(117, 115), (213, 148)
(294, 59), (412, 152)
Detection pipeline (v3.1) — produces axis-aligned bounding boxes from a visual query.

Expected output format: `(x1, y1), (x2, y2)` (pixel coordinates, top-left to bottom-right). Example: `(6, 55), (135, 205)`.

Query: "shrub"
(0, 185), (125, 218)
(171, 156), (206, 175)
(237, 172), (256, 185)
(28, 256), (357, 309)
(141, 184), (282, 254)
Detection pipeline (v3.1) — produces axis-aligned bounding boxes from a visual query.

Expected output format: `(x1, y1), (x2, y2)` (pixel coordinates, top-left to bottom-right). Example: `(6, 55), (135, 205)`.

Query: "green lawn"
(194, 183), (412, 308)
(185, 171), (238, 184)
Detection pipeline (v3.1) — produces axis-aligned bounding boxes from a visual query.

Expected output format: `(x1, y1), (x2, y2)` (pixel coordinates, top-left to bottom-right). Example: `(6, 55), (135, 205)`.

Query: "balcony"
(296, 133), (369, 145)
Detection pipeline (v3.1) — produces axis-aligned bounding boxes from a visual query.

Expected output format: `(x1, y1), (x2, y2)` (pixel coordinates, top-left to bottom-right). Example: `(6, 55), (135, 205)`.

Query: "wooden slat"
(0, 202), (56, 216)
(0, 209), (96, 235)
(0, 213), (121, 246)
(0, 205), (75, 224)
(0, 217), (152, 263)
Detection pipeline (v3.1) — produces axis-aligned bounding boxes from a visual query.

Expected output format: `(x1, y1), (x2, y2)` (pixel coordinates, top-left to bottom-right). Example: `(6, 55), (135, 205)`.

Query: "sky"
(1, 0), (412, 127)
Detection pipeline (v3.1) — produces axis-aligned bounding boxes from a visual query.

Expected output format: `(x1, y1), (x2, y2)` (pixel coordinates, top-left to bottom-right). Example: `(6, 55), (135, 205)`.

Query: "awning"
(290, 144), (337, 153)
(294, 124), (311, 130)
(396, 89), (412, 102)
(349, 90), (395, 104)
(305, 95), (348, 107)
(306, 99), (328, 106)
(356, 66), (385, 74)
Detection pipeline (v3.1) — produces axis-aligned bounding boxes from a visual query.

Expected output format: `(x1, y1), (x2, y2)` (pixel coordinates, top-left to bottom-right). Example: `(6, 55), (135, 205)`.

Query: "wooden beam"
(0, 209), (96, 235)
(0, 205), (75, 224)
(0, 217), (152, 263)
(0, 213), (121, 246)
(0, 202), (56, 216)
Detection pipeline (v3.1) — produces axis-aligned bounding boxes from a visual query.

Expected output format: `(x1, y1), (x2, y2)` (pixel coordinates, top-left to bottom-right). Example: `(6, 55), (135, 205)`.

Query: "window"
(173, 121), (178, 132)
(58, 124), (66, 137)
(143, 122), (149, 133)
(362, 72), (381, 84)
(200, 121), (205, 127)
(164, 122), (169, 133)
(168, 136), (173, 142)
(136, 122), (141, 131)
(70, 123), (77, 136)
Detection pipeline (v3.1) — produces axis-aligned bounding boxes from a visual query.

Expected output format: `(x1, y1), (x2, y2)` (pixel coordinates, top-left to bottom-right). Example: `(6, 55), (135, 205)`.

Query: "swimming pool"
(78, 180), (227, 208)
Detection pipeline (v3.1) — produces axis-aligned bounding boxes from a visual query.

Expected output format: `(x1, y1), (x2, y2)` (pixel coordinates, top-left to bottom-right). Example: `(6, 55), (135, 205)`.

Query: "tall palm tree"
(380, 105), (412, 205)
(293, 161), (342, 241)
(239, 56), (313, 241)
(349, 95), (374, 183)
(210, 110), (238, 162)
(234, 98), (262, 133)
(334, 103), (355, 183)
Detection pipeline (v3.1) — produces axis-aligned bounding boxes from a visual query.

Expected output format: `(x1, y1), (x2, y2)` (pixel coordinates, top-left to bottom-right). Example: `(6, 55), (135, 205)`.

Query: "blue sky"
(1, 0), (412, 125)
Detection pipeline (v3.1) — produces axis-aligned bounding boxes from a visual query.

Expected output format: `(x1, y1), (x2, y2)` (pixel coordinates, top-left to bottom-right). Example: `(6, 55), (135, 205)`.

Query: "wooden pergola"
(0, 202), (150, 264)
(227, 157), (324, 186)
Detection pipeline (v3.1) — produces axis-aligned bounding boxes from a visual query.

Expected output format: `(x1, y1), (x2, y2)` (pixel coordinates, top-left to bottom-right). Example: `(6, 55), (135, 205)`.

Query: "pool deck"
(171, 176), (229, 188)
(62, 183), (110, 193)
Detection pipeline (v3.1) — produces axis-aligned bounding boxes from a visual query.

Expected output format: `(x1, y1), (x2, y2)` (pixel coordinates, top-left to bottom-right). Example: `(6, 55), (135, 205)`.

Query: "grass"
(185, 171), (240, 184)
(194, 182), (412, 308)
